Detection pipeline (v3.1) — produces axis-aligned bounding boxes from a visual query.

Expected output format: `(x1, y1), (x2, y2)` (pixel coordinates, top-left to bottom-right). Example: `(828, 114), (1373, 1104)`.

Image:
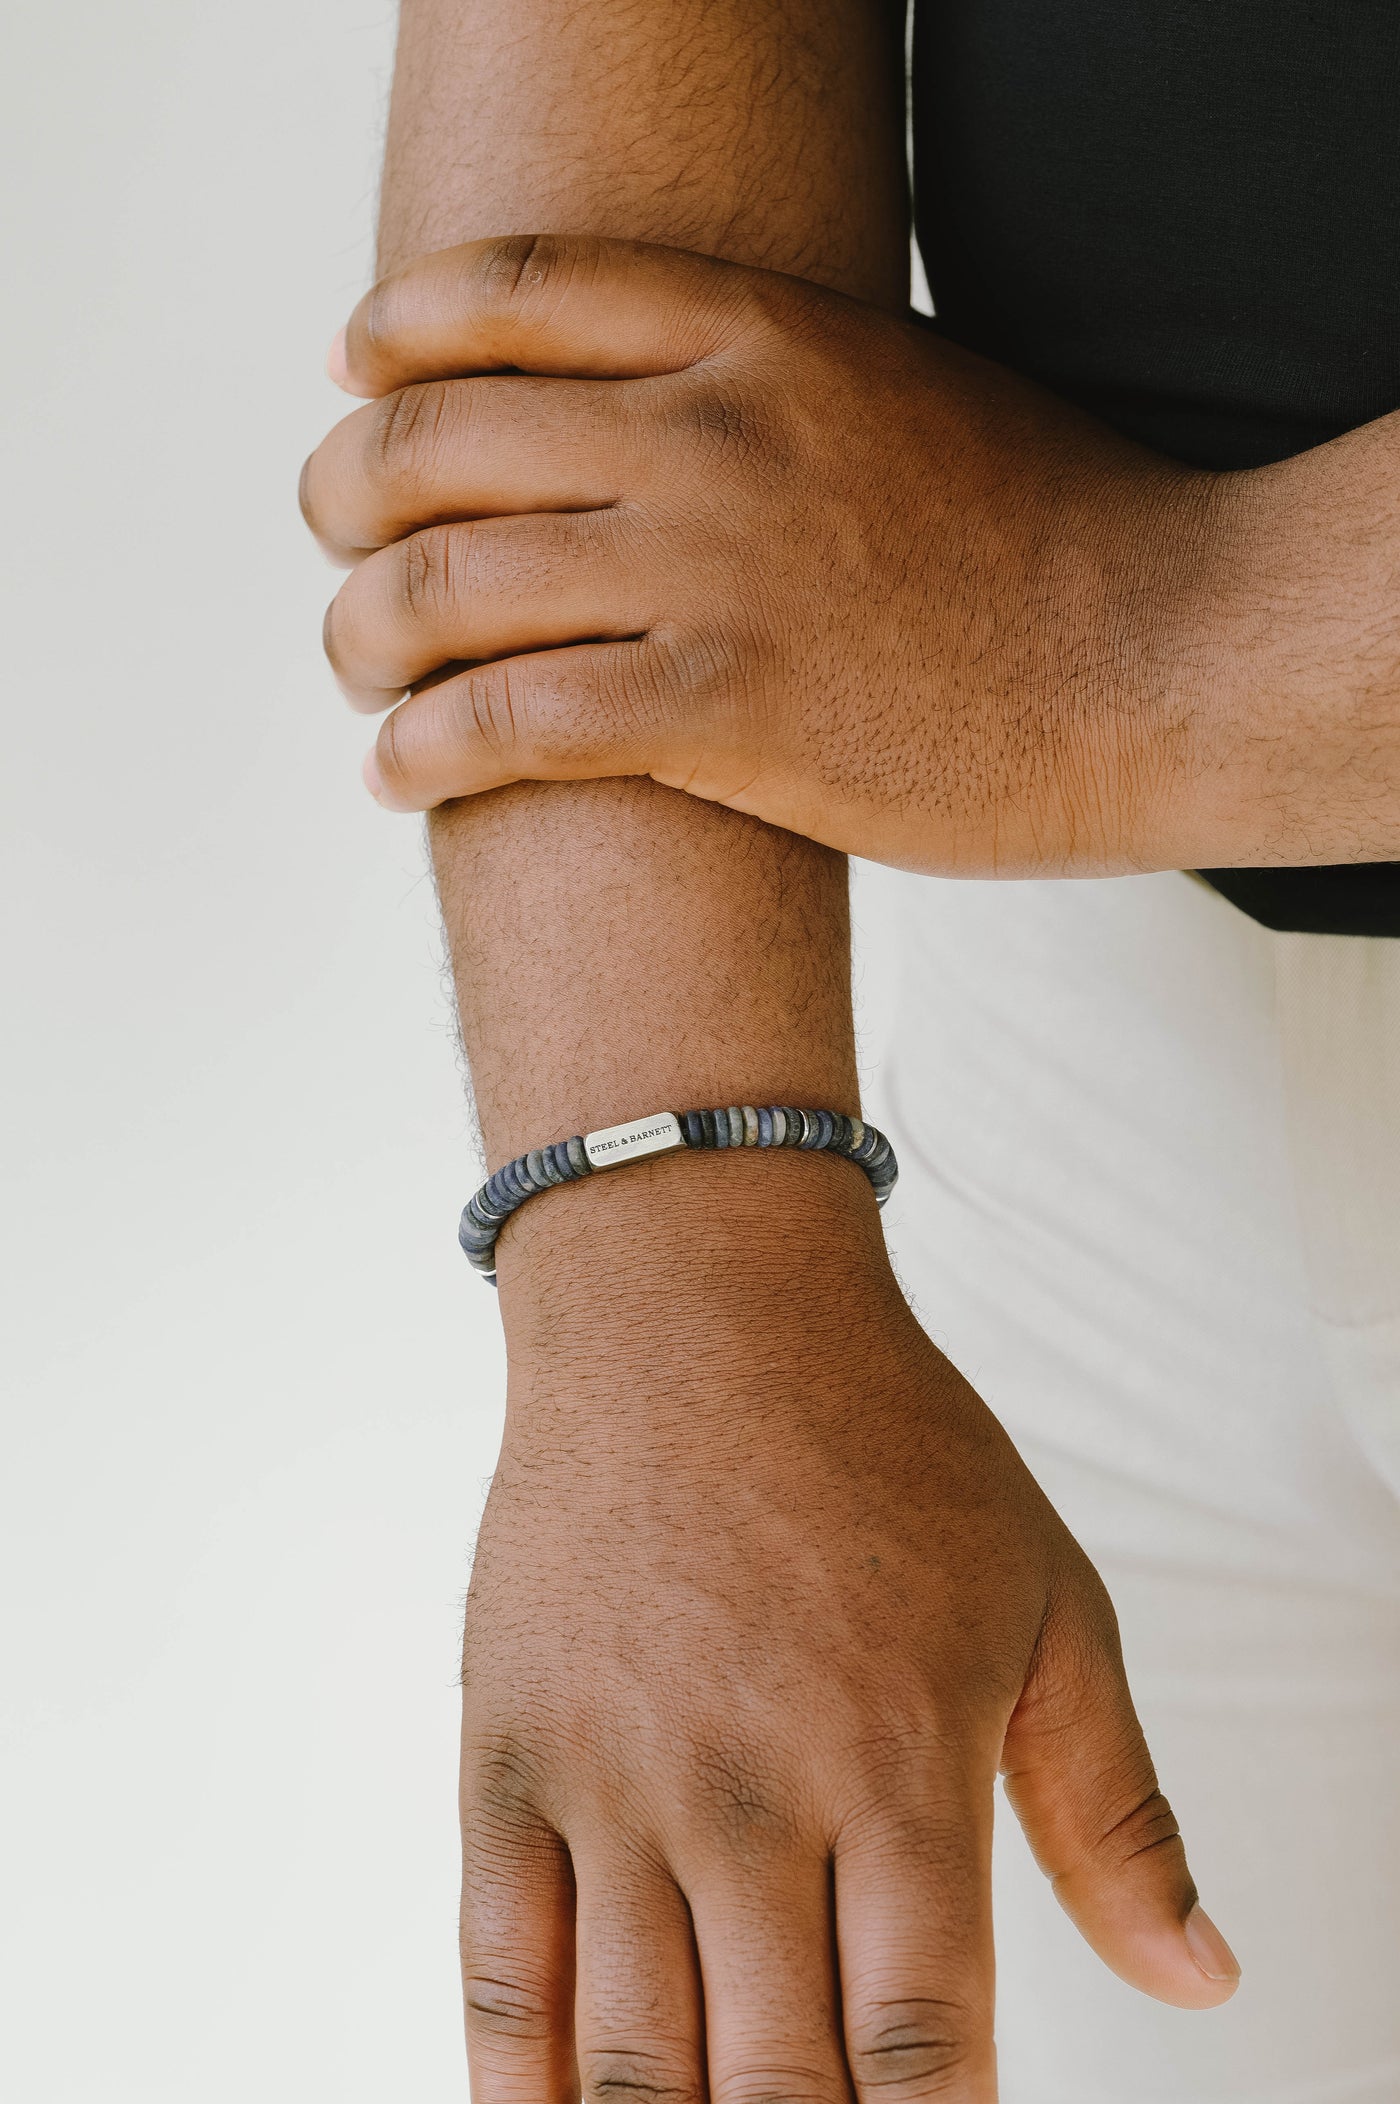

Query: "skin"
(306, 5), (1245, 2099)
(310, 239), (1400, 875)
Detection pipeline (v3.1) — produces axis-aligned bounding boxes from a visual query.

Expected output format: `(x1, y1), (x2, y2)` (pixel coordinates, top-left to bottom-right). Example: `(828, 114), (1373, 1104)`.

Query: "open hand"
(302, 233), (1236, 874)
(456, 1170), (1238, 2104)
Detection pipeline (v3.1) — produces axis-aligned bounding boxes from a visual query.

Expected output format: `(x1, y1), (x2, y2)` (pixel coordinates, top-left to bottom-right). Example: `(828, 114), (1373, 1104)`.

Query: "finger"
(366, 640), (677, 812)
(834, 1788), (998, 2102)
(683, 1852), (852, 2104)
(302, 375), (642, 557)
(459, 1742), (578, 2104)
(337, 233), (758, 398)
(322, 513), (642, 713)
(1000, 1570), (1242, 2009)
(571, 1845), (705, 2104)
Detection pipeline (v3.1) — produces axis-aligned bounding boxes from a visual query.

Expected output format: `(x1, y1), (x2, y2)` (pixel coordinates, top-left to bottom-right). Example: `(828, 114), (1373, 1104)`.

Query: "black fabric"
(911, 0), (1400, 935)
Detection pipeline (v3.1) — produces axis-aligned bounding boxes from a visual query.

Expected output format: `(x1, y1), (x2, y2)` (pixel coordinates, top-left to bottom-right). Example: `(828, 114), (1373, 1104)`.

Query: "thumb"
(1000, 1566), (1242, 2010)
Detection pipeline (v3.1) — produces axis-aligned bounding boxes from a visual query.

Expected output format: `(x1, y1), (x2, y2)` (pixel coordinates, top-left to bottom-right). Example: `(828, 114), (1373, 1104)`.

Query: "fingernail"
(362, 747), (384, 801)
(1184, 1904), (1241, 1983)
(326, 326), (349, 389)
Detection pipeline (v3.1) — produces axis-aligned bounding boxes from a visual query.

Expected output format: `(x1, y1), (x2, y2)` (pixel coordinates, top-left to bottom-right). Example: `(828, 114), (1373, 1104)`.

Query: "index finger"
(834, 1795), (998, 2104)
(334, 233), (757, 398)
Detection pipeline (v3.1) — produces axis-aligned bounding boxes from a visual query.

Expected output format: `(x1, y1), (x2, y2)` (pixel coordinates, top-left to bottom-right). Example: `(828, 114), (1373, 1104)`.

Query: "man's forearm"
(377, 0), (907, 1238)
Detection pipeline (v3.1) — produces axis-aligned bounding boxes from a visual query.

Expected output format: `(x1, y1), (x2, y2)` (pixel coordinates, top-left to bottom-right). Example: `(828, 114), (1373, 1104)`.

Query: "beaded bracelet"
(458, 1104), (898, 1283)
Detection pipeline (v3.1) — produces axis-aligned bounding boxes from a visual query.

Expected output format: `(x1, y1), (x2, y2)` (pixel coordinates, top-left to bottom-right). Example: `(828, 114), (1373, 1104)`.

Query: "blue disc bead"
(461, 1106), (897, 1280)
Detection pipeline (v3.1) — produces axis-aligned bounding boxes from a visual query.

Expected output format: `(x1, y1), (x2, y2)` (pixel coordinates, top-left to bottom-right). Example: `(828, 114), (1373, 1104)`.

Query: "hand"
(456, 1162), (1237, 2104)
(301, 234), (1240, 875)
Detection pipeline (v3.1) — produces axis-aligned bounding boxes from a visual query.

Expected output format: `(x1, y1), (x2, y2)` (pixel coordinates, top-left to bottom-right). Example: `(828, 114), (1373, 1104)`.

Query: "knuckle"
(669, 372), (767, 465)
(680, 1738), (799, 1855)
(395, 524), (459, 626)
(581, 2047), (703, 2104)
(461, 1969), (554, 2044)
(846, 2002), (982, 2095)
(477, 230), (571, 313)
(710, 2068), (842, 2104)
(368, 380), (453, 489)
(464, 1726), (549, 1826)
(646, 625), (753, 752)
(843, 1706), (973, 1794)
(458, 663), (522, 763)
(649, 624), (732, 700)
(1096, 1781), (1183, 1870)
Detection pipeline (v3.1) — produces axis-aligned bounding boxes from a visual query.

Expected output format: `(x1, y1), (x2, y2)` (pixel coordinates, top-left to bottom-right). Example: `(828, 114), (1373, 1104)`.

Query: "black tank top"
(911, 0), (1400, 935)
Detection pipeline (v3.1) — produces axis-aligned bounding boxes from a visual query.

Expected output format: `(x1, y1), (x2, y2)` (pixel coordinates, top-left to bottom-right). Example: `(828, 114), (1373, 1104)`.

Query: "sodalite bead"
(460, 1104), (896, 1280)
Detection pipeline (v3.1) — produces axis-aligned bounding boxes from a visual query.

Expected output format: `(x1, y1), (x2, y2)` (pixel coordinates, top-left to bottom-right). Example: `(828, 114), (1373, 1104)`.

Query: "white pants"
(856, 866), (1400, 2104)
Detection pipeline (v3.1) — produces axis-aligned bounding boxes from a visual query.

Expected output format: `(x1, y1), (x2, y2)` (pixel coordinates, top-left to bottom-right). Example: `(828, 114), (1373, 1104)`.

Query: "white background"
(2, 4), (498, 2094)
(0, 4), (905, 2095)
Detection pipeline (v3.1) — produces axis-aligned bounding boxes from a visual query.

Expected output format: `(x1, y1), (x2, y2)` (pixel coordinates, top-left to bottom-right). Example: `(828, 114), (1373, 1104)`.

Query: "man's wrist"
(1137, 437), (1400, 870)
(493, 1141), (896, 1335)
